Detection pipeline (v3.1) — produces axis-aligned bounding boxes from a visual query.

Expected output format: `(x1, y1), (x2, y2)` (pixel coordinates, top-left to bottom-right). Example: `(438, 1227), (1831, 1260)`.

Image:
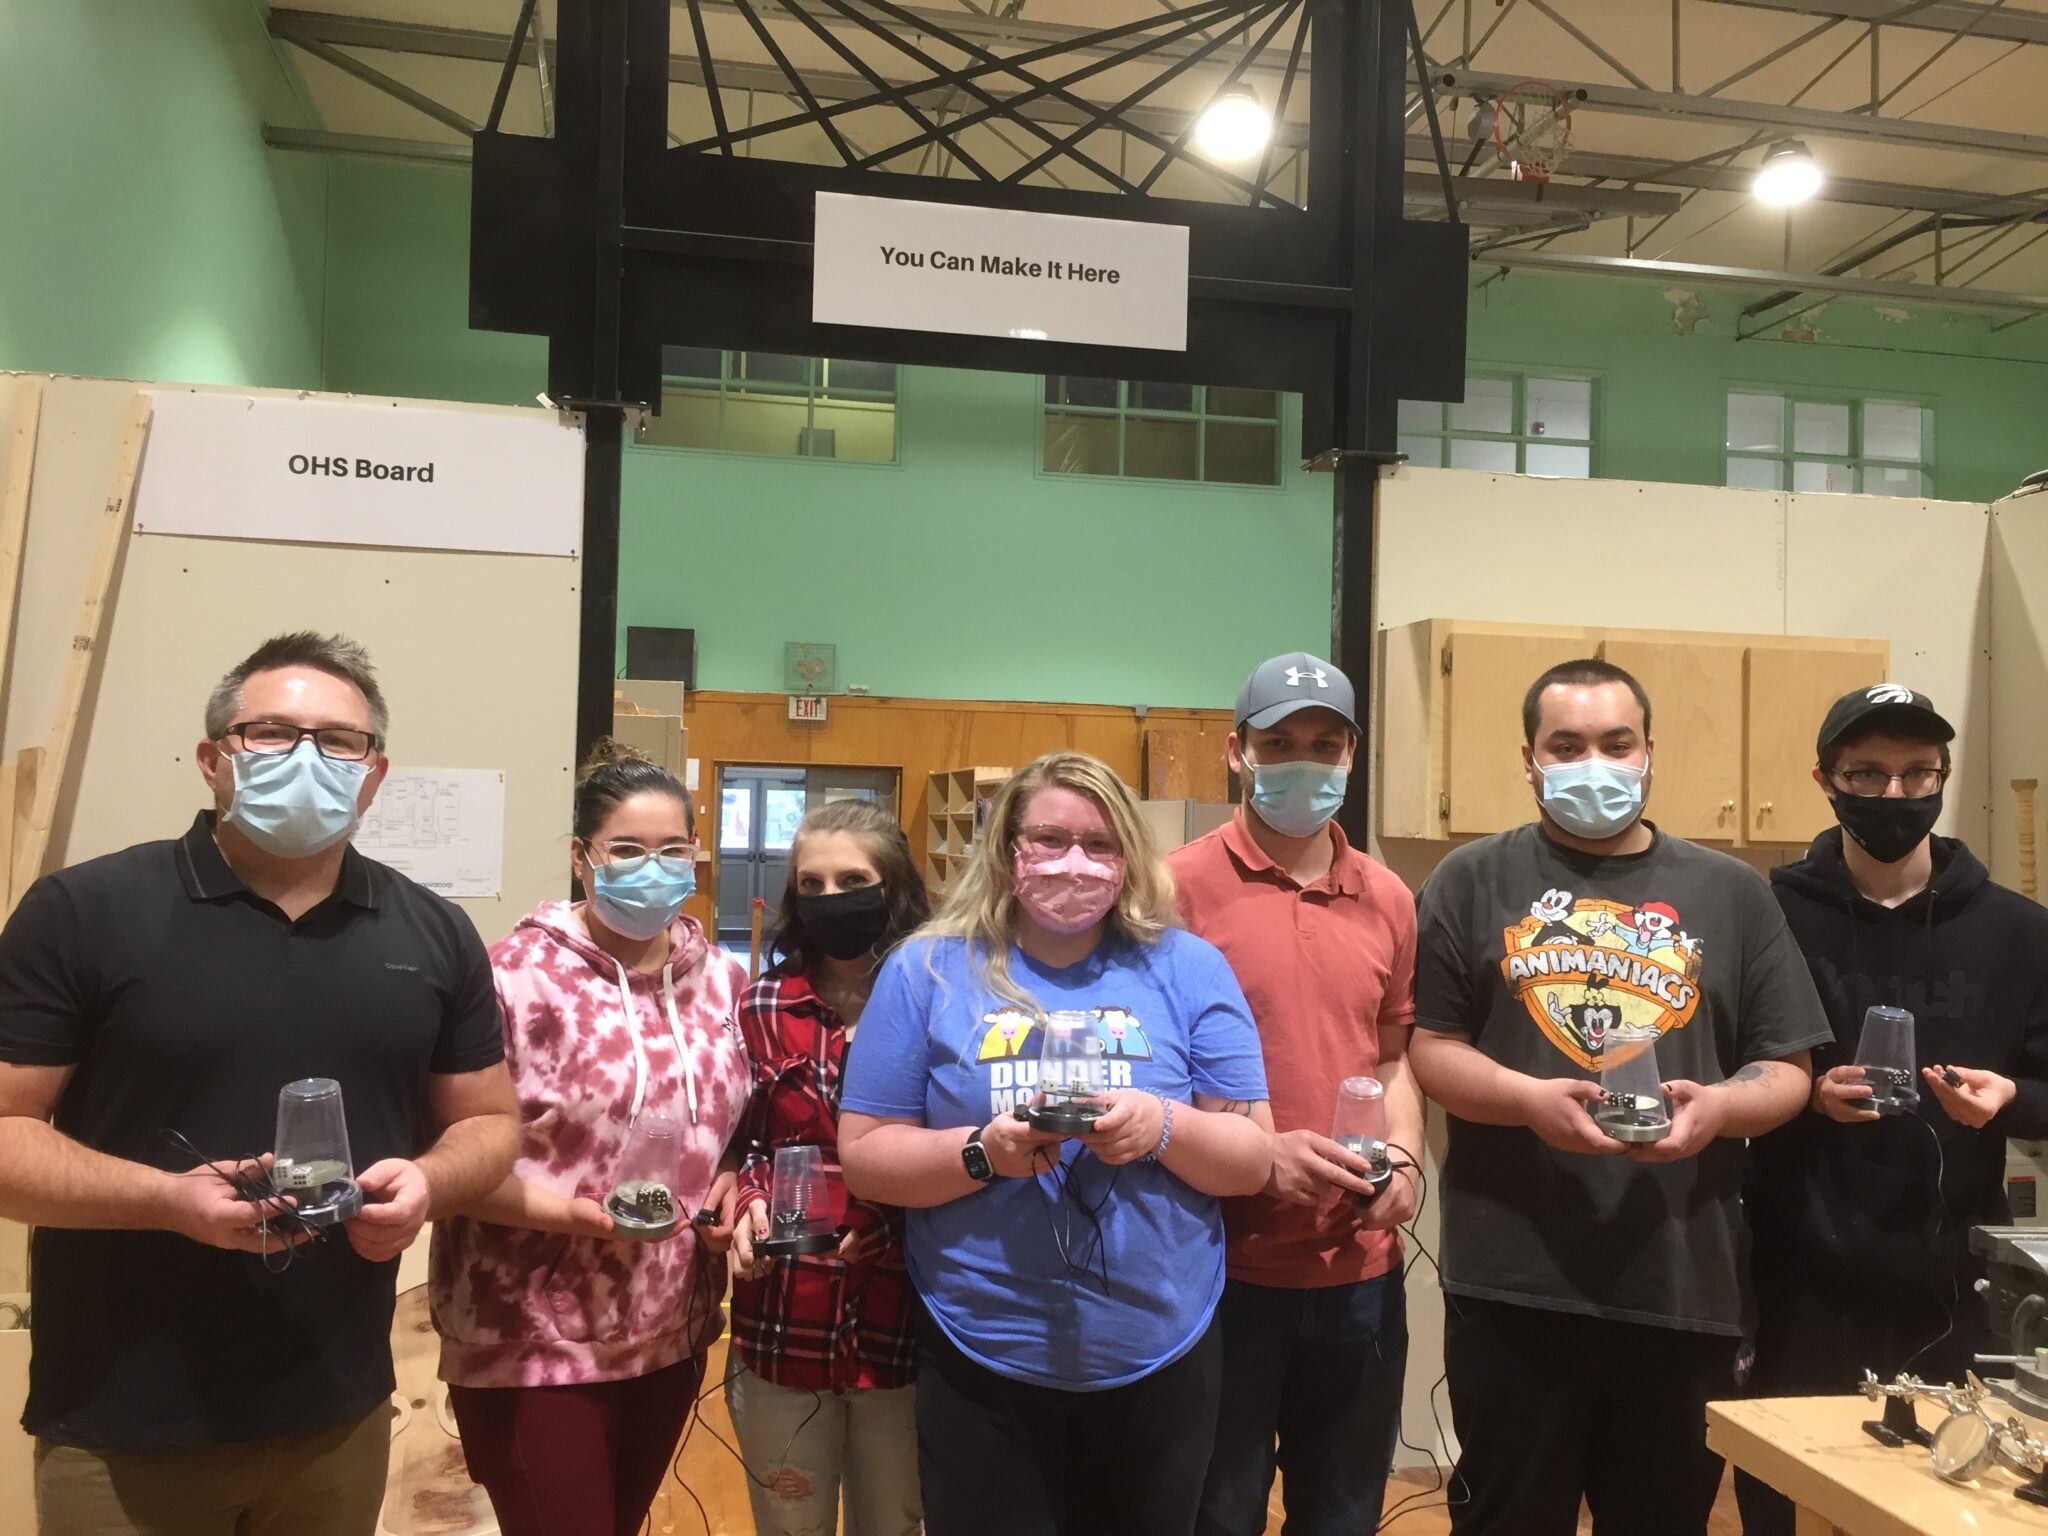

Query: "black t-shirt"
(1415, 823), (1830, 1335)
(0, 814), (503, 1450)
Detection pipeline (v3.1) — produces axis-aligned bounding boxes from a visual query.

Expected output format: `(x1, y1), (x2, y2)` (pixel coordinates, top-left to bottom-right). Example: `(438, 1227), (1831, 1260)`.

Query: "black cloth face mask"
(793, 884), (892, 961)
(1831, 789), (1943, 865)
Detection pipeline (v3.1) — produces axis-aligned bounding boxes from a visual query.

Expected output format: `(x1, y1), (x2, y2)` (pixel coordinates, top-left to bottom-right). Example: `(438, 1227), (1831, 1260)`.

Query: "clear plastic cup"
(1592, 1025), (1671, 1143)
(1854, 1006), (1920, 1115)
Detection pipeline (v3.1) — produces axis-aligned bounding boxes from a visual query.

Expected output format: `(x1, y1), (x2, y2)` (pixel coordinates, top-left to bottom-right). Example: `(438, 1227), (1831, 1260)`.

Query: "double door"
(714, 765), (899, 949)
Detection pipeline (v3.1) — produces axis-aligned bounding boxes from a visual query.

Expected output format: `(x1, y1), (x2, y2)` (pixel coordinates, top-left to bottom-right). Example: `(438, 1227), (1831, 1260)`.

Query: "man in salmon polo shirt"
(1174, 651), (1420, 1536)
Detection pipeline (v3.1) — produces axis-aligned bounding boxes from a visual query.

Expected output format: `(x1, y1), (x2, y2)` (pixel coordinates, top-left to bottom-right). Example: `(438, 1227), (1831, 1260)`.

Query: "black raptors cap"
(1816, 684), (1955, 759)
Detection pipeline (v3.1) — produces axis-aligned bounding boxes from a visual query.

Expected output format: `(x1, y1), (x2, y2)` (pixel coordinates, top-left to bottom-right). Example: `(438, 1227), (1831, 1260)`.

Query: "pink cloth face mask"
(1013, 845), (1123, 936)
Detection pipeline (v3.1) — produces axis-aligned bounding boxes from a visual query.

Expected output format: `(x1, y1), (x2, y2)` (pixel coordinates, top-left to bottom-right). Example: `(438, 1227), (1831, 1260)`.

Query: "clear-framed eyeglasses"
(584, 838), (697, 876)
(1014, 824), (1125, 863)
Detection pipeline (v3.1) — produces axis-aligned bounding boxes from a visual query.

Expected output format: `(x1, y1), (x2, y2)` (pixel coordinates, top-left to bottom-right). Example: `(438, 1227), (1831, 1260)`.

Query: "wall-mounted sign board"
(812, 192), (1190, 353)
(132, 391), (583, 557)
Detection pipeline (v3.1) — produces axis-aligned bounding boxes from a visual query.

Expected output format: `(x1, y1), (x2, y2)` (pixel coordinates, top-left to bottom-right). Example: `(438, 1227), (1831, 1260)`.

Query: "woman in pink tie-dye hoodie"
(429, 741), (749, 1536)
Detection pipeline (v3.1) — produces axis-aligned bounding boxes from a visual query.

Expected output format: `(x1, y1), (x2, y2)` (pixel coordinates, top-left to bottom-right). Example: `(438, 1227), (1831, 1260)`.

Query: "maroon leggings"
(448, 1355), (704, 1536)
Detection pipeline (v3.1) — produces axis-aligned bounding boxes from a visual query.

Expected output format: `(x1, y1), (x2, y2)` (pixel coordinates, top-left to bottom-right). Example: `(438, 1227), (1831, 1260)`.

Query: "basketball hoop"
(1492, 81), (1572, 185)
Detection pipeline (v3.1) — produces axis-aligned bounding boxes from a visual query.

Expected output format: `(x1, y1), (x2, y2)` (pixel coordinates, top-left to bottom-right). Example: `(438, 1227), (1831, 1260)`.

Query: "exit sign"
(788, 694), (829, 723)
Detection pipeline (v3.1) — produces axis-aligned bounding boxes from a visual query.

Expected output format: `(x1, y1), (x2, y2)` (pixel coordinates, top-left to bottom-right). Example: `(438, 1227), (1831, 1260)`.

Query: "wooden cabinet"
(1444, 629), (1590, 835)
(1600, 639), (1743, 841)
(1377, 619), (1887, 845)
(1746, 646), (1886, 846)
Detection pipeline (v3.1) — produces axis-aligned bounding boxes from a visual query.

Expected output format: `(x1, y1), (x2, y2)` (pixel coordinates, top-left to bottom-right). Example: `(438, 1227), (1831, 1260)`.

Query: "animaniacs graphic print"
(1415, 825), (1828, 1334)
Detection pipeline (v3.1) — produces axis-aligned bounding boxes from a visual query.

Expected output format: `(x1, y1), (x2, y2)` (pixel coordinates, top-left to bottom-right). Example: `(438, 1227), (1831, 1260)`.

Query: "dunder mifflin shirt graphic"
(1415, 824), (1829, 1335)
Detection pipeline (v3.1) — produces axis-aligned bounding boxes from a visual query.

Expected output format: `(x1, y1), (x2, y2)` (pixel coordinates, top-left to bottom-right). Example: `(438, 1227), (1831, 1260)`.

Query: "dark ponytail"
(573, 737), (693, 841)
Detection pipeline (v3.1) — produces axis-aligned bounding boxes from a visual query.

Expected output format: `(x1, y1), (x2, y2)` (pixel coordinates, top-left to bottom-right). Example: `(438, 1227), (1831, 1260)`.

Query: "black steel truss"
(467, 0), (1468, 847)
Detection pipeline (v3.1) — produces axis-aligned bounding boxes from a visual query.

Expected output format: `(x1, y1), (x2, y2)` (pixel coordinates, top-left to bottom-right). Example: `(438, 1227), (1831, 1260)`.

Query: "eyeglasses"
(1015, 824), (1125, 863)
(223, 721), (381, 763)
(1832, 767), (1947, 798)
(585, 839), (697, 876)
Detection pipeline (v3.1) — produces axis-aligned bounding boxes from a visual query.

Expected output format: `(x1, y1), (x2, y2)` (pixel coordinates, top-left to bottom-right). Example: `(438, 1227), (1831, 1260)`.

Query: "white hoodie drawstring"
(662, 962), (701, 1124)
(610, 955), (701, 1125)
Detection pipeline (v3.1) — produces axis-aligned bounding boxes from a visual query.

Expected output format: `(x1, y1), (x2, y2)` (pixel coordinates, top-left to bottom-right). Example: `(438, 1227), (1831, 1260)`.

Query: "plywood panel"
(0, 375), (579, 944)
(1785, 492), (1991, 855)
(0, 1220), (21, 1295)
(1747, 647), (1887, 847)
(1377, 619), (1442, 840)
(1374, 467), (1790, 635)
(1445, 630), (1590, 835)
(1602, 640), (1743, 842)
(1990, 503), (2048, 892)
(1143, 727), (1230, 803)
(0, 1298), (24, 1535)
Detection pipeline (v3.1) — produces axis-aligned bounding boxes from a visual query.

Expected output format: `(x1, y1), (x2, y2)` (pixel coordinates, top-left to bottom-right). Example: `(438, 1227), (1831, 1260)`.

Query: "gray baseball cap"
(1236, 652), (1359, 734)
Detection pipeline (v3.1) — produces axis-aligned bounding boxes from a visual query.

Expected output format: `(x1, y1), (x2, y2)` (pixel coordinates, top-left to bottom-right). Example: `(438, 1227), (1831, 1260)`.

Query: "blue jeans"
(1195, 1268), (1409, 1536)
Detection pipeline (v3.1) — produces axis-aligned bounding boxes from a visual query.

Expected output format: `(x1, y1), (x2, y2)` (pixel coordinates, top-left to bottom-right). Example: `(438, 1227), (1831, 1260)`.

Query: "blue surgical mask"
(224, 741), (369, 859)
(589, 855), (696, 942)
(1539, 759), (1648, 839)
(1247, 756), (1348, 839)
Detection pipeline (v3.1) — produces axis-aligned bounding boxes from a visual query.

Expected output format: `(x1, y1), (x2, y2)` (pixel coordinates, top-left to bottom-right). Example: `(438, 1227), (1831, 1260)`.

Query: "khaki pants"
(34, 1406), (390, 1536)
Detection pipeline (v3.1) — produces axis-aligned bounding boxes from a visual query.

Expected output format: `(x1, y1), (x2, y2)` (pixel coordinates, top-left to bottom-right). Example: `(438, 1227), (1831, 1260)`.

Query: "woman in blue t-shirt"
(839, 750), (1274, 1536)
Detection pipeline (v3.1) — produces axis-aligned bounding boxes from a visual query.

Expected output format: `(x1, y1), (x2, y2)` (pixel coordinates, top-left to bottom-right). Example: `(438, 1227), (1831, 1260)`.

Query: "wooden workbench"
(1708, 1395), (2048, 1536)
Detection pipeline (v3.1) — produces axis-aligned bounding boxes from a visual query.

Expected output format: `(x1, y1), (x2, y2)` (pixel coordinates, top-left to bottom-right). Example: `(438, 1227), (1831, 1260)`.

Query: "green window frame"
(1397, 371), (1597, 478)
(1724, 389), (1934, 498)
(635, 349), (901, 463)
(1040, 377), (1284, 488)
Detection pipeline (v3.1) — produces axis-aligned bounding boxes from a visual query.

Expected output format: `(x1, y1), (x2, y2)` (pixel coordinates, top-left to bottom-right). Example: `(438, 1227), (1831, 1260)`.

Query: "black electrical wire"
(663, 1341), (828, 1512)
(158, 1128), (325, 1273)
(1374, 1140), (1472, 1534)
(1898, 1109), (1957, 1379)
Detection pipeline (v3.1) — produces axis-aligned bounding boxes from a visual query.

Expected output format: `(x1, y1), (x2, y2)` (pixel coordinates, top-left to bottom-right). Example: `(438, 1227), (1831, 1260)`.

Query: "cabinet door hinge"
(1439, 792), (1451, 820)
(1440, 645), (1454, 676)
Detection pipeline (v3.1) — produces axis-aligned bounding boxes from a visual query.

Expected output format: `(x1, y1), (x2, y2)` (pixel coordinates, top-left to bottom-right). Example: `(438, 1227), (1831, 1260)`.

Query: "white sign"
(789, 695), (830, 723)
(812, 192), (1190, 352)
(133, 391), (583, 556)
(354, 769), (506, 900)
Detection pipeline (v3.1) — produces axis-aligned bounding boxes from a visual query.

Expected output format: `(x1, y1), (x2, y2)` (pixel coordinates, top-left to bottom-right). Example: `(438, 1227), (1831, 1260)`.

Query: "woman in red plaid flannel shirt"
(726, 799), (931, 1536)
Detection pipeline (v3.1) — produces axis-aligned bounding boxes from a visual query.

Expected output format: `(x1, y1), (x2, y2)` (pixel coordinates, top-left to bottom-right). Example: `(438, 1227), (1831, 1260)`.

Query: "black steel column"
(577, 409), (624, 757)
(574, 0), (631, 761)
(1315, 0), (1409, 850)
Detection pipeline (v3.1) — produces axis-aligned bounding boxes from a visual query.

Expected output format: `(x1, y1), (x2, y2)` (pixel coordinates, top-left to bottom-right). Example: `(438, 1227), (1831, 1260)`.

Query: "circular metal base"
(756, 1229), (839, 1259)
(1354, 1167), (1394, 1205)
(1026, 1102), (1104, 1136)
(1865, 1092), (1921, 1116)
(606, 1183), (680, 1242)
(294, 1181), (365, 1228)
(1589, 1098), (1670, 1143)
(606, 1209), (679, 1242)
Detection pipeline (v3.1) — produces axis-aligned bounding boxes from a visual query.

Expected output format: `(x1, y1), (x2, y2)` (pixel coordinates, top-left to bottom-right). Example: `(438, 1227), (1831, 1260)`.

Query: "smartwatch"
(961, 1132), (996, 1184)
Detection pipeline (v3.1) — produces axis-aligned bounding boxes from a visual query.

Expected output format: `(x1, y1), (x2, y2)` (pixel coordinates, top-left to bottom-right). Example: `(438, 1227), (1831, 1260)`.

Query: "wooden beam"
(0, 380), (43, 707)
(5, 750), (36, 918)
(15, 398), (150, 897)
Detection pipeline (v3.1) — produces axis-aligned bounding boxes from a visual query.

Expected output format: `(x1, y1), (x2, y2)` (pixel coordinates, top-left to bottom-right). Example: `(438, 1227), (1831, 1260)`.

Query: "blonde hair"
(919, 751), (1176, 1013)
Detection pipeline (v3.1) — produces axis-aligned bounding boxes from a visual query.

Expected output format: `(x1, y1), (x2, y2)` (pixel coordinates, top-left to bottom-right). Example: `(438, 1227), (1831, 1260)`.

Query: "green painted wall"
(1465, 272), (2048, 501)
(619, 370), (1329, 708)
(0, 0), (328, 389)
(317, 158), (2048, 701)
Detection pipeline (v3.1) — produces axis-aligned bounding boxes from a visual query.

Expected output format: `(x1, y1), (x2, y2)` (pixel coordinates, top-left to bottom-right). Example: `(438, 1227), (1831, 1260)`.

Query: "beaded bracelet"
(1142, 1092), (1175, 1163)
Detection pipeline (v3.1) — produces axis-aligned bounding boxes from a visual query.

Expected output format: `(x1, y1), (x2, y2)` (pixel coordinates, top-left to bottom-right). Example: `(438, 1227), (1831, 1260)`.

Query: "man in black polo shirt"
(0, 632), (519, 1536)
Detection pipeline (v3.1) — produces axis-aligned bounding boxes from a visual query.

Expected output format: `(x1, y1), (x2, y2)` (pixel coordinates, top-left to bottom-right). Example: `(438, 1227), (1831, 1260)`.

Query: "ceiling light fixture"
(1193, 86), (1272, 163)
(1753, 140), (1823, 206)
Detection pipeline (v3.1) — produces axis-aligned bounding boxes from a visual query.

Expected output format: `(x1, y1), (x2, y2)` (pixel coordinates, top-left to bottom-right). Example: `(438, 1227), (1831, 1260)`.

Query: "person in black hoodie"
(1738, 684), (2048, 1536)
